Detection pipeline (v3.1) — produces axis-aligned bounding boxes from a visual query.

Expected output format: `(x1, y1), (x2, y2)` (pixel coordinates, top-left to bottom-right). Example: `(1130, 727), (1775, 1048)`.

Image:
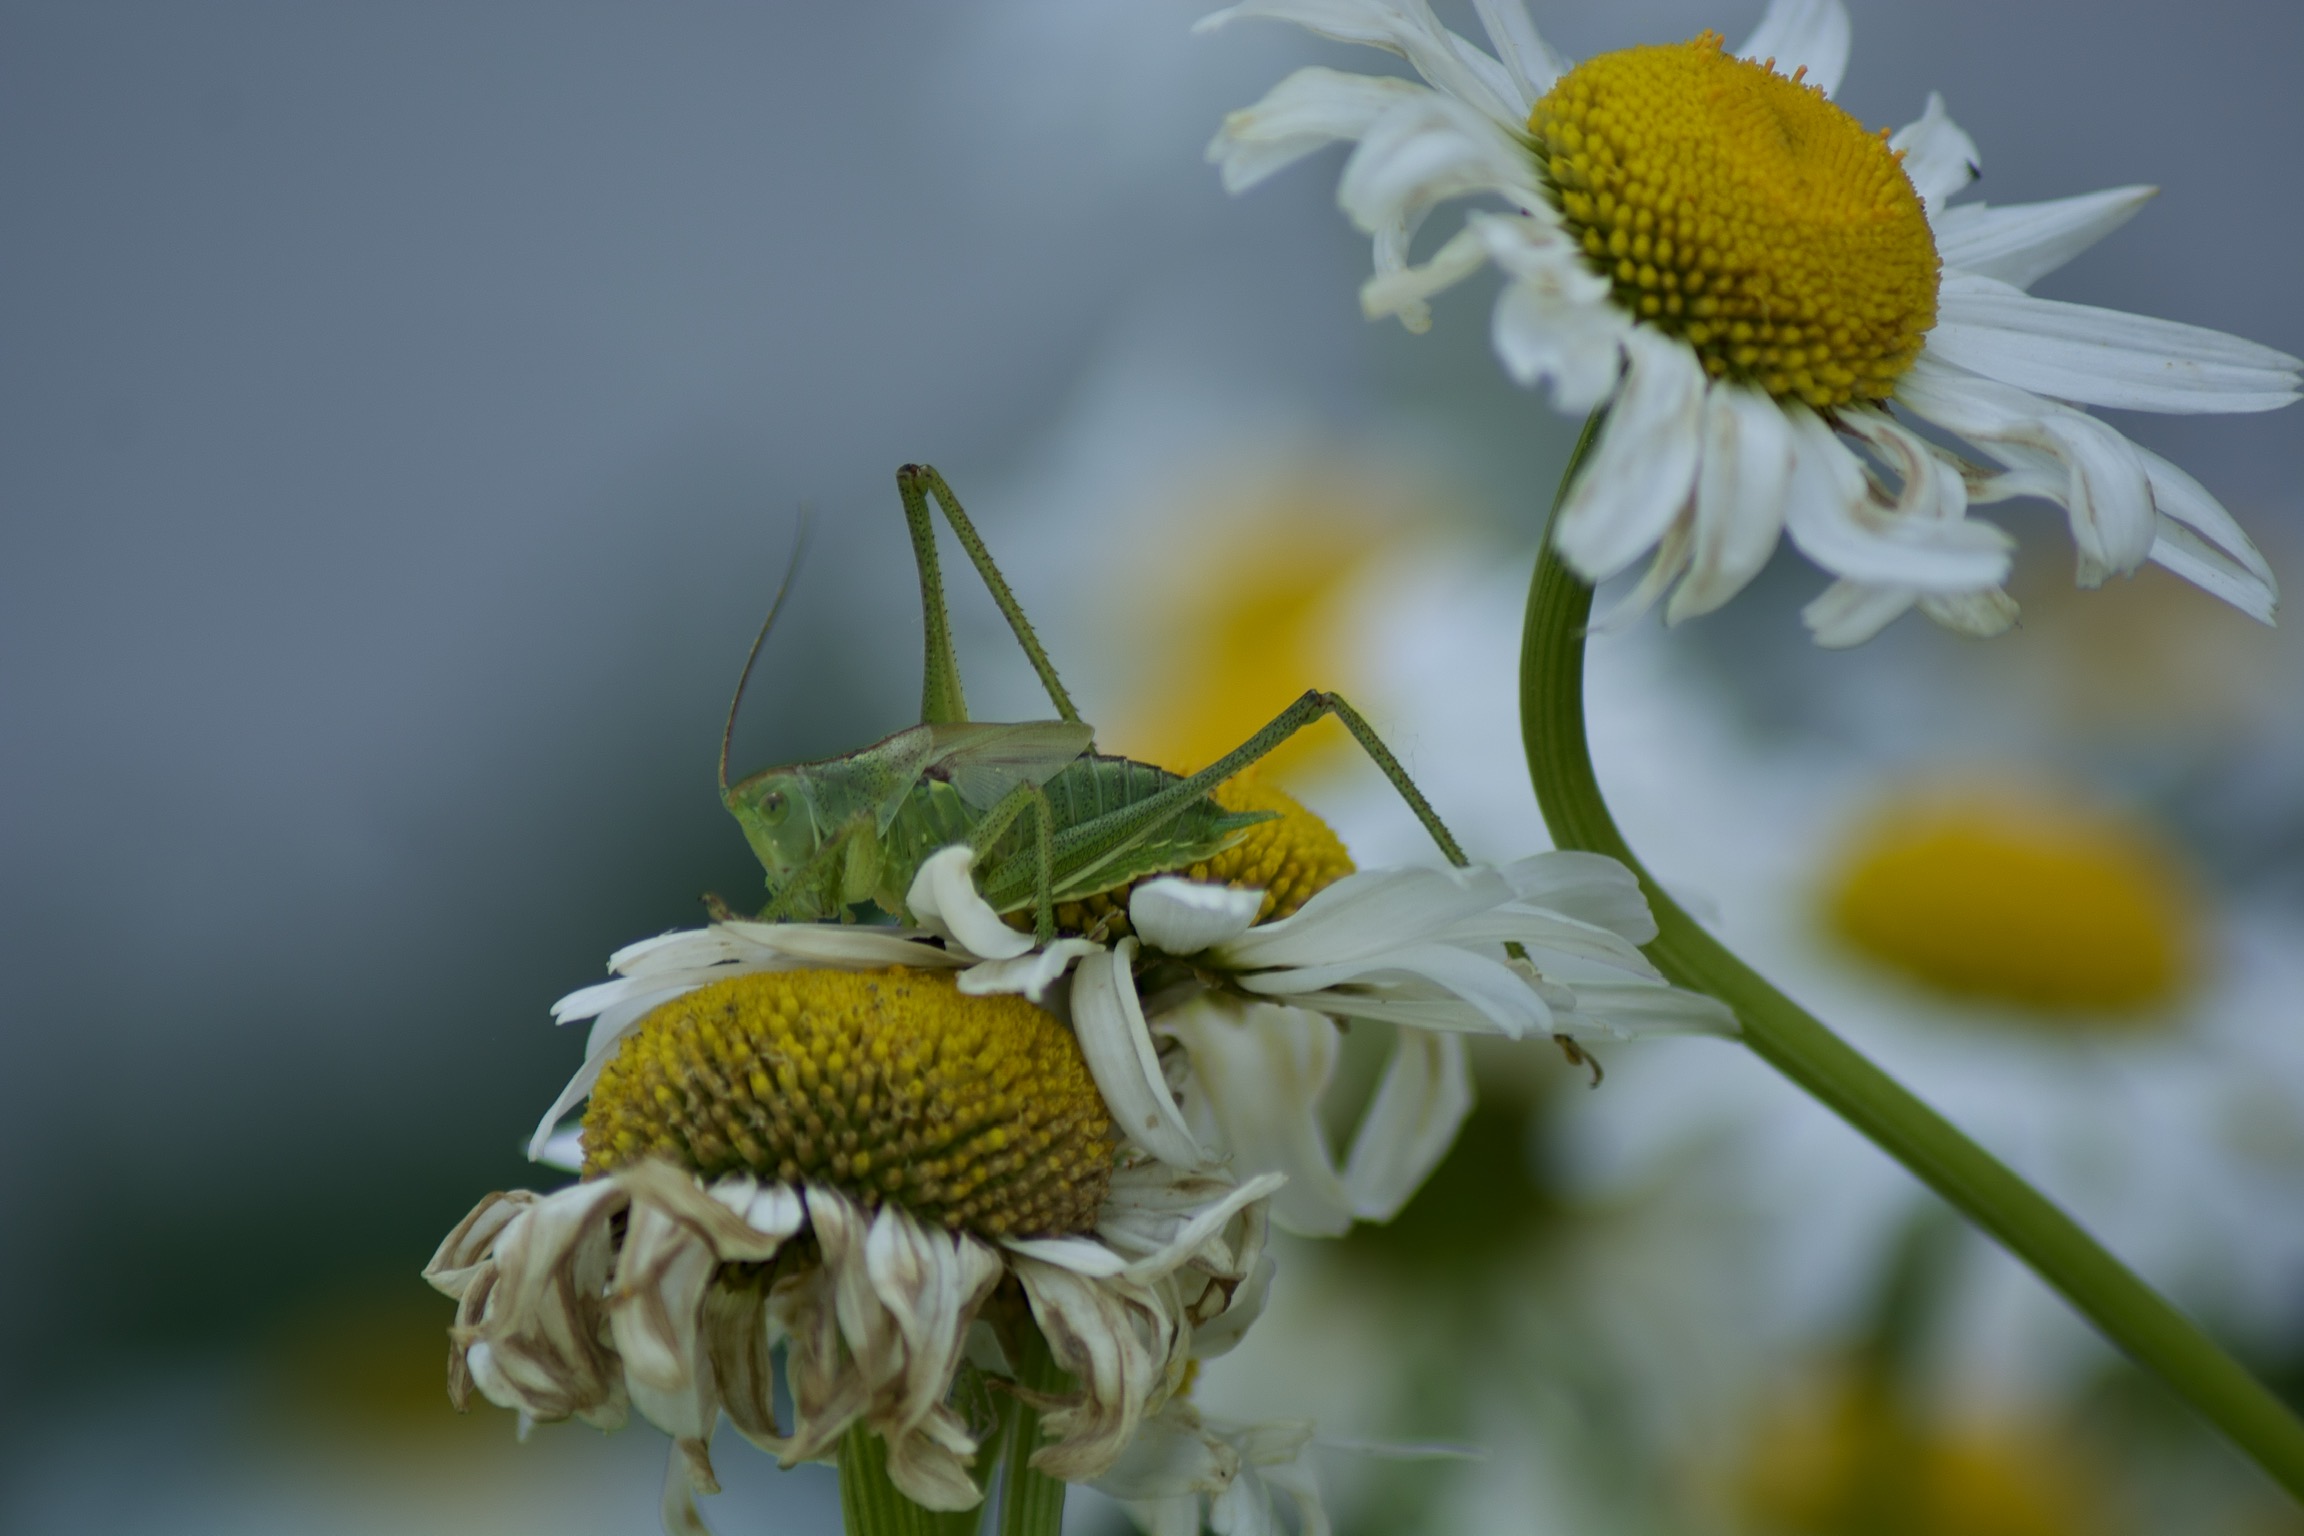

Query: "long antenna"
(719, 509), (814, 797)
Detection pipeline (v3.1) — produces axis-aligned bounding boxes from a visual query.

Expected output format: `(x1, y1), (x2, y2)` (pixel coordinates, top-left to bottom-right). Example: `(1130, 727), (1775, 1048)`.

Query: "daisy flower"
(435, 825), (1720, 1532)
(430, 927), (1283, 1532)
(1203, 0), (2300, 643)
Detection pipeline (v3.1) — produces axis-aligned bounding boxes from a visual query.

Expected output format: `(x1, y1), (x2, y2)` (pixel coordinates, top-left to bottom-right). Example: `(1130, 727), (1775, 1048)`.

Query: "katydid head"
(724, 766), (829, 887)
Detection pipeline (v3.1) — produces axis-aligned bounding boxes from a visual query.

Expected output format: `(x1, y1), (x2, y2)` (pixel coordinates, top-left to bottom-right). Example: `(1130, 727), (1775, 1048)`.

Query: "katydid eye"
(761, 791), (788, 822)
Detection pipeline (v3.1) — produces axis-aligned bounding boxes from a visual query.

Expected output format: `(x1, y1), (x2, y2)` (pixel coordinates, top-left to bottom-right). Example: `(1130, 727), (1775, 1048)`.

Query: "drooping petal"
(1668, 381), (1795, 623)
(1930, 271), (2302, 415)
(1801, 578), (1920, 648)
(1164, 998), (1356, 1237)
(1896, 355), (2158, 583)
(1779, 406), (2012, 591)
(1917, 586), (2022, 638)
(1587, 511), (1694, 634)
(1196, 0), (1525, 130)
(1935, 186), (2156, 291)
(1890, 92), (1979, 214)
(1340, 1028), (1471, 1222)
(1551, 326), (1704, 583)
(1071, 941), (1207, 1168)
(1737, 0), (1851, 97)
(1478, 214), (1629, 412)
(1012, 1258), (1174, 1483)
(906, 846), (1033, 960)
(1206, 67), (1427, 194)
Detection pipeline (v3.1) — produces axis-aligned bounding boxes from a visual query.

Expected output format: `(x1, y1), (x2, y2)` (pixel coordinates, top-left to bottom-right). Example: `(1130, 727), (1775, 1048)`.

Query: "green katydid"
(719, 463), (1467, 942)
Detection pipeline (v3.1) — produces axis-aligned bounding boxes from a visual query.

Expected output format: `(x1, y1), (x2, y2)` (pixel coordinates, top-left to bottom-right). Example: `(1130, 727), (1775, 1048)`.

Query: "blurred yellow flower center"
(1529, 32), (1939, 406)
(1027, 769), (1356, 939)
(1741, 1372), (2106, 1536)
(583, 968), (1115, 1236)
(1826, 793), (2198, 1015)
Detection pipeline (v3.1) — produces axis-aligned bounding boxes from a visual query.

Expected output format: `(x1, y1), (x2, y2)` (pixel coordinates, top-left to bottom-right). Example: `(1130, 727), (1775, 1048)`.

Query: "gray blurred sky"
(3, 0), (2299, 1419)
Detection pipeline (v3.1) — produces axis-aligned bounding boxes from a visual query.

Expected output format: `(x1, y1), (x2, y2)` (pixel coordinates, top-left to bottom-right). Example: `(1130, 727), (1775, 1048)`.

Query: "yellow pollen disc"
(1825, 791), (2199, 1015)
(1023, 768), (1356, 940)
(1529, 32), (1939, 407)
(582, 968), (1116, 1237)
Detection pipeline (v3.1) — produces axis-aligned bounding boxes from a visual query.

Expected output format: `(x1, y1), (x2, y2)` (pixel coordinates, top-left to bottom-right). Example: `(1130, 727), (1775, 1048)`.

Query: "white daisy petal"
(1196, 0), (1523, 128)
(905, 845), (1033, 960)
(1340, 1028), (1472, 1222)
(2132, 441), (2278, 596)
(1499, 851), (1657, 943)
(1780, 407), (2013, 590)
(1117, 1171), (1287, 1284)
(1071, 941), (1207, 1168)
(1737, 0), (1852, 98)
(1890, 91), (1980, 214)
(1239, 940), (1551, 1036)
(1586, 511), (1693, 634)
(1935, 185), (2157, 291)
(1164, 999), (1357, 1237)
(1895, 356), (2158, 581)
(1801, 578), (1920, 648)
(1552, 326), (1704, 583)
(1669, 381), (1796, 623)
(956, 938), (1100, 1002)
(1931, 271), (2302, 415)
(1470, 0), (1565, 104)
(1206, 67), (1427, 195)
(1917, 585), (2021, 638)
(1131, 879), (1265, 957)
(2149, 523), (2277, 624)
(1554, 981), (1738, 1039)
(1338, 92), (1542, 243)
(1477, 215), (1628, 411)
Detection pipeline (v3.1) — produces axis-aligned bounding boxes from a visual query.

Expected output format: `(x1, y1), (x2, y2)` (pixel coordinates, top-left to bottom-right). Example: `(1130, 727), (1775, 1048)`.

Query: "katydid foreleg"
(760, 820), (864, 923)
(967, 778), (1061, 942)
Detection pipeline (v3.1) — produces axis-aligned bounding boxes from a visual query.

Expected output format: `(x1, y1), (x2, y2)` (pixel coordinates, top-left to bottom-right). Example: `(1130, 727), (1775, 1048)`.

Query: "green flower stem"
(1517, 414), (2304, 1502)
(994, 1325), (1070, 1536)
(838, 1423), (980, 1536)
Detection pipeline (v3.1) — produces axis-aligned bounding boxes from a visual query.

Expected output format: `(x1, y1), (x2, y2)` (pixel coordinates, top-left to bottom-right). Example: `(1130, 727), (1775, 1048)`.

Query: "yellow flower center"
(1024, 769), (1357, 939)
(583, 968), (1116, 1237)
(1825, 791), (2198, 1015)
(1529, 32), (1939, 407)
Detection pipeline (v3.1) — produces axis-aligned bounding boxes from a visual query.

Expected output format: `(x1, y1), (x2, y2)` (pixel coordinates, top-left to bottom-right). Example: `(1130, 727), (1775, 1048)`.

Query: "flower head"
(1204, 0), (2298, 643)
(431, 936), (1281, 1530)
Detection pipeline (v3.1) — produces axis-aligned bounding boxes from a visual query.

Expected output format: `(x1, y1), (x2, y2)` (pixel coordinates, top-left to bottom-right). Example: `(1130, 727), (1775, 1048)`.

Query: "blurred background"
(5, 1), (2303, 1531)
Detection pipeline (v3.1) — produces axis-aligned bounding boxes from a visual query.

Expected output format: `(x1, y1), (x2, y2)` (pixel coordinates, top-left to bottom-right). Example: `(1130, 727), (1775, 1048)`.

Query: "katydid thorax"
(720, 464), (1466, 942)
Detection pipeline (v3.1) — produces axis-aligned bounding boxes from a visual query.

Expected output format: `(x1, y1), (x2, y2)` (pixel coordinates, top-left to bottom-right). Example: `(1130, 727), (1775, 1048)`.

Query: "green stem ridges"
(837, 1321), (1071, 1536)
(1519, 413), (2304, 1501)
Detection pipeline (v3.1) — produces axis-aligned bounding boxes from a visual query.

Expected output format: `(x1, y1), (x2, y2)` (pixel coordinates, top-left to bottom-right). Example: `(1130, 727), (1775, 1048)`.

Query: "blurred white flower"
(1205, 0), (2296, 642)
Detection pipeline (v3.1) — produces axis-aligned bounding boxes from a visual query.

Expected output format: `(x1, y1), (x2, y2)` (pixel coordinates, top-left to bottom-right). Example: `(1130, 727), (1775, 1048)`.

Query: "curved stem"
(1518, 415), (2304, 1501)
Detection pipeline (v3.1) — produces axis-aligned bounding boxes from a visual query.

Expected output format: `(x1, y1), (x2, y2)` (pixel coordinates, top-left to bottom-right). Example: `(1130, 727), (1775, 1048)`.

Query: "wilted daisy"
(428, 924), (1283, 1532)
(1204, 0), (2299, 643)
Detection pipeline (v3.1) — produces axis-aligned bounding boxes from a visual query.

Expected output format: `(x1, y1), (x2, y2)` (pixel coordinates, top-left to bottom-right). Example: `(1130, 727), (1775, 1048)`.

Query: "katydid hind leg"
(1054, 690), (1468, 870)
(902, 464), (1082, 725)
(898, 466), (971, 727)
